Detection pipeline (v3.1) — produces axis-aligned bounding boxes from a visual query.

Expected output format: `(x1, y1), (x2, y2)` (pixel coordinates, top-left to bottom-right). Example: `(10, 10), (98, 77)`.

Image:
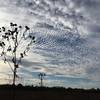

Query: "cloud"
(0, 0), (100, 88)
(29, 27), (100, 83)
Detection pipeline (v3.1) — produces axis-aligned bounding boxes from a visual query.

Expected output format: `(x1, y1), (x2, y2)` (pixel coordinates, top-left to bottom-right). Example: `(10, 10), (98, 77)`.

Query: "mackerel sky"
(0, 0), (100, 88)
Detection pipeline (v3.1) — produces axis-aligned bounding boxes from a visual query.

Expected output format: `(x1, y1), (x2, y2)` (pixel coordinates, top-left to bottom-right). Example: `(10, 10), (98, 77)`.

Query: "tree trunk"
(13, 67), (16, 85)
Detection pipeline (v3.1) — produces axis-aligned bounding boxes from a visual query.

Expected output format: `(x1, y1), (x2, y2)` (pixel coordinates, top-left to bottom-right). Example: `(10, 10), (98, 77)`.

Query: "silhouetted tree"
(0, 22), (35, 85)
(38, 73), (46, 87)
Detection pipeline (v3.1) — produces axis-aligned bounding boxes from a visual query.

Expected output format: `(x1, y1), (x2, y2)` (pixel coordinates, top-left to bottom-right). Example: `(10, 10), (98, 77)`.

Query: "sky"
(0, 0), (100, 89)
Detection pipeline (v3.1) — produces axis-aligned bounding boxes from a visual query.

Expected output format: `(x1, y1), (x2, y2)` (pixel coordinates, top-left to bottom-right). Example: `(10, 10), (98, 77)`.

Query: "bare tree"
(0, 22), (35, 85)
(38, 73), (46, 87)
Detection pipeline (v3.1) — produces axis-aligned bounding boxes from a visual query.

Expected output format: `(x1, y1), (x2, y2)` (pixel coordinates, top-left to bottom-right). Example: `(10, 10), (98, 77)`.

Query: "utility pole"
(38, 73), (46, 87)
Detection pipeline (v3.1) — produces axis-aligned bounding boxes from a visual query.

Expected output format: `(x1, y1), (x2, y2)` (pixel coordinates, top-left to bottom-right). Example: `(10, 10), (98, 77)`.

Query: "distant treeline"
(0, 84), (100, 93)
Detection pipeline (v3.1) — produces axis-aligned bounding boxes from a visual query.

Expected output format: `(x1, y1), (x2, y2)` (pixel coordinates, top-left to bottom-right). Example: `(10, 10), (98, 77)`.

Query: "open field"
(0, 85), (100, 100)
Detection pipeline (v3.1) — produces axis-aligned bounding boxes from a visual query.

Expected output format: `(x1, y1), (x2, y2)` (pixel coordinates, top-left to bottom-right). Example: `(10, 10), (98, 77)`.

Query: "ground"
(0, 85), (100, 100)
